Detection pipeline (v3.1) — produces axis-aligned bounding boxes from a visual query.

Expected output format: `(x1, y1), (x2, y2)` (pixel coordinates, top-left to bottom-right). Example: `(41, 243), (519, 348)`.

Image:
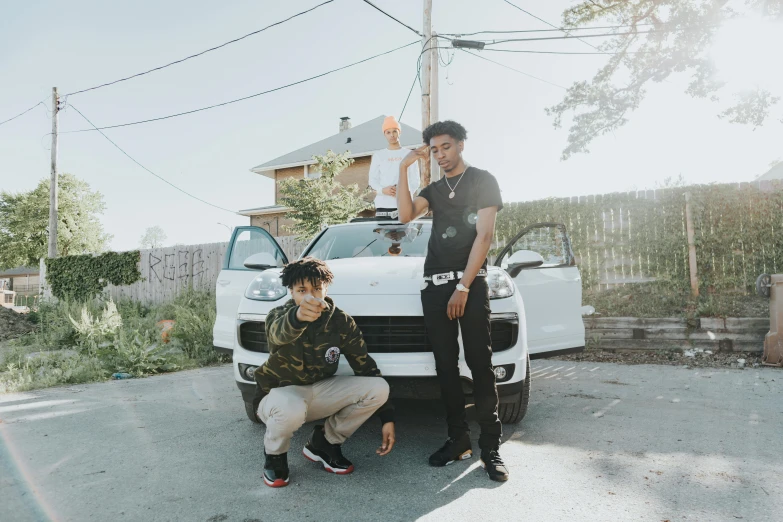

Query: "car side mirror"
(506, 250), (544, 277)
(243, 252), (278, 270)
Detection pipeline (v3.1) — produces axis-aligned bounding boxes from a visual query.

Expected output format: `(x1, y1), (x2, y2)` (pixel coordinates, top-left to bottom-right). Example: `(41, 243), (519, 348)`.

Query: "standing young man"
(368, 115), (420, 218)
(396, 120), (508, 482)
(253, 258), (395, 488)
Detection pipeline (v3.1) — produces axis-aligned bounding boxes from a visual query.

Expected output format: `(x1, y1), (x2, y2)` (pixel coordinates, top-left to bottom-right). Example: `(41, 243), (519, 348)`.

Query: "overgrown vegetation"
(0, 291), (226, 393)
(46, 251), (142, 301)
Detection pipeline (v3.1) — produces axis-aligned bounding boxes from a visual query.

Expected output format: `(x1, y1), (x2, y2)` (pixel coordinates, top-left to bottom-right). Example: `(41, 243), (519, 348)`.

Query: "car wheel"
(498, 355), (531, 424)
(244, 400), (263, 424)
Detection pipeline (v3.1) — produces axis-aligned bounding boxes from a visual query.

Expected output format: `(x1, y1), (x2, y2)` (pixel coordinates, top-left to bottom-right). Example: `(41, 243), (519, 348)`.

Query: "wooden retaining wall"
(584, 317), (768, 352)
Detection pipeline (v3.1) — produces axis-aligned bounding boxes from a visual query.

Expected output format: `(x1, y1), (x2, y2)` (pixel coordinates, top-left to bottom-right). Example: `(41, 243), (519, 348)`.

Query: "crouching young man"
(253, 257), (395, 488)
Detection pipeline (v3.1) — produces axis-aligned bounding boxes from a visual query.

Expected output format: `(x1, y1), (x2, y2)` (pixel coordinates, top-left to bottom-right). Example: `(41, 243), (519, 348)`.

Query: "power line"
(68, 103), (238, 215)
(458, 48), (567, 90)
(501, 0), (602, 51)
(399, 69), (419, 121)
(0, 99), (47, 127)
(484, 47), (644, 55)
(65, 0), (335, 97)
(361, 0), (421, 36)
(63, 40), (419, 133)
(483, 29), (662, 45)
(443, 23), (659, 37)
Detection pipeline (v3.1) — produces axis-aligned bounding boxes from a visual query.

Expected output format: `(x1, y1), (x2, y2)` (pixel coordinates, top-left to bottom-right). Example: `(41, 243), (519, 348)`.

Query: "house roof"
(756, 162), (783, 181)
(250, 115), (422, 179)
(238, 205), (291, 217)
(0, 266), (39, 278)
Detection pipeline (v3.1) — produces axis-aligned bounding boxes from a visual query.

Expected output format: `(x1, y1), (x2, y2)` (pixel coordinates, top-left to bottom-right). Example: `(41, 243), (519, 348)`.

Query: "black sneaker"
(481, 449), (509, 482)
(428, 433), (473, 467)
(303, 425), (354, 475)
(263, 452), (290, 488)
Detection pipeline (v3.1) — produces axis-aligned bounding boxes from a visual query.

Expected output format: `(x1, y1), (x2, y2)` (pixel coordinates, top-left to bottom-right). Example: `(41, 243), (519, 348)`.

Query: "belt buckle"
(432, 272), (453, 286)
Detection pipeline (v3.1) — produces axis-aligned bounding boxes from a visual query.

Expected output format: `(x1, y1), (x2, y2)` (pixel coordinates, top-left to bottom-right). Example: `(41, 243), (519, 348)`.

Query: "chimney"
(339, 116), (351, 132)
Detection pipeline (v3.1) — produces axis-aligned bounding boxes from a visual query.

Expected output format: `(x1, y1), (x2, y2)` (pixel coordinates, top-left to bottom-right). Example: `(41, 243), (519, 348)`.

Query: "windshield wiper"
(352, 239), (377, 258)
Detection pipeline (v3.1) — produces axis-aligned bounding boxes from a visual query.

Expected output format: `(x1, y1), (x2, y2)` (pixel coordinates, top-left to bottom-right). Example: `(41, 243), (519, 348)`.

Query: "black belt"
(375, 210), (399, 218)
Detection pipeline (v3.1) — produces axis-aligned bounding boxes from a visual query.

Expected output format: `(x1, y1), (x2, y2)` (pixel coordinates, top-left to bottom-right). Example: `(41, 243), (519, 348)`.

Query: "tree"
(277, 150), (373, 240)
(139, 226), (167, 249)
(548, 0), (783, 160)
(0, 174), (112, 269)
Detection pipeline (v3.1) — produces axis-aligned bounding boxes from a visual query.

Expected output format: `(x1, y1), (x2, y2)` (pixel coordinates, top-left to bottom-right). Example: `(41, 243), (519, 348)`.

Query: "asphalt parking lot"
(1, 361), (781, 522)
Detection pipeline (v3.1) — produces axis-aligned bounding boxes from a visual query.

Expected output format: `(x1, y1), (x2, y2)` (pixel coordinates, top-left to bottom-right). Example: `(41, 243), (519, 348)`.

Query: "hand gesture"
(401, 145), (429, 168)
(296, 295), (326, 323)
(382, 185), (397, 197)
(376, 422), (396, 456)
(447, 289), (468, 320)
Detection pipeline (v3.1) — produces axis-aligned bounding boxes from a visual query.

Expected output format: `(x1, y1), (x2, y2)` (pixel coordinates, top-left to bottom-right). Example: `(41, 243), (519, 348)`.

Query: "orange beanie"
(382, 116), (401, 133)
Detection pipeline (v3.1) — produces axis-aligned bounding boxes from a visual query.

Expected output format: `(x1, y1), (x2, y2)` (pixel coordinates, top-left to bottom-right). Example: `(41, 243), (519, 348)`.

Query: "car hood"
(324, 257), (426, 295)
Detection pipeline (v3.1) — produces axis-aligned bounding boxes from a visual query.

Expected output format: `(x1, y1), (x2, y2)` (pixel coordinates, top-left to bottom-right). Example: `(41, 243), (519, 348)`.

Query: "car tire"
(244, 400), (263, 424)
(498, 355), (531, 424)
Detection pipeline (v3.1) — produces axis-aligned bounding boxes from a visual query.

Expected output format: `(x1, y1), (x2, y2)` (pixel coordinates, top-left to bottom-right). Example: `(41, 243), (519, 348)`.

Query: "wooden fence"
(100, 236), (307, 304)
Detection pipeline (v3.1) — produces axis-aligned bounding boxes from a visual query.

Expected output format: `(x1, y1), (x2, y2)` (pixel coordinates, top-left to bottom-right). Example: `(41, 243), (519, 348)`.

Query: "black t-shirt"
(418, 166), (503, 276)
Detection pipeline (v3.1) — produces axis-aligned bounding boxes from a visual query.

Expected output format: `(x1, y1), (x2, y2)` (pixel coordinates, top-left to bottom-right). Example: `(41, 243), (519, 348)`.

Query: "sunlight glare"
(711, 16), (783, 88)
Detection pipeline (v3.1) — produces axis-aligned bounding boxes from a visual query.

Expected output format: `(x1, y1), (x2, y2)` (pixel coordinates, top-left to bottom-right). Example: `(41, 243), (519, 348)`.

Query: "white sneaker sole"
(444, 450), (473, 466)
(302, 446), (354, 475)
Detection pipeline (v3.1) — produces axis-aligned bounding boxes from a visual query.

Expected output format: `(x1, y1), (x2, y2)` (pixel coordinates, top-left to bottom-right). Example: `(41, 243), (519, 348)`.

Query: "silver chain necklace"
(444, 165), (469, 199)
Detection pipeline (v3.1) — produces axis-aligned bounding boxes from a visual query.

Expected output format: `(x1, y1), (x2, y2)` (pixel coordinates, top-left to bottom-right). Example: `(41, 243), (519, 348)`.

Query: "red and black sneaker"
(263, 452), (290, 488)
(303, 425), (354, 475)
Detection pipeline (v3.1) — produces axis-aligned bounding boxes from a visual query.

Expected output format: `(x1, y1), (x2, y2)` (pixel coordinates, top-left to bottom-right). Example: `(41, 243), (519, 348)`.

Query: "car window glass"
(305, 223), (431, 260)
(499, 225), (568, 268)
(229, 229), (285, 270)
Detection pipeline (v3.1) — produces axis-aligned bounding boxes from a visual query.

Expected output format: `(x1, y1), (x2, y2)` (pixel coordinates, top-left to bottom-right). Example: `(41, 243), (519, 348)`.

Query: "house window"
(4, 294), (12, 304)
(304, 165), (321, 179)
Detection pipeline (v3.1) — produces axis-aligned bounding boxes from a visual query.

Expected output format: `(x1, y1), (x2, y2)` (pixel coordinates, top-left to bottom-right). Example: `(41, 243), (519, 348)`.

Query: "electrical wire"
(500, 0), (601, 51)
(458, 49), (567, 90)
(64, 0), (335, 97)
(63, 40), (419, 133)
(398, 70), (419, 121)
(68, 104), (238, 215)
(442, 23), (660, 37)
(484, 47), (645, 55)
(483, 29), (663, 45)
(361, 0), (422, 36)
(0, 99), (48, 127)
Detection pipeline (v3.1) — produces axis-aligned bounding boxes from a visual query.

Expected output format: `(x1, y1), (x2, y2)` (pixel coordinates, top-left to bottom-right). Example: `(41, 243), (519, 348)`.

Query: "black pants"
(421, 277), (501, 450)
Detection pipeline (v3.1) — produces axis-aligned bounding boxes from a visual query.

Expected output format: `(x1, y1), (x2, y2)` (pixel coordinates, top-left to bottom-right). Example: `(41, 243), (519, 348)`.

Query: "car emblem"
(369, 280), (379, 286)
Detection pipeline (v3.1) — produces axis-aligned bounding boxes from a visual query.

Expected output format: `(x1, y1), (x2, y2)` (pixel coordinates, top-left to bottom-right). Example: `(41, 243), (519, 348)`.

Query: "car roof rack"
(348, 216), (432, 223)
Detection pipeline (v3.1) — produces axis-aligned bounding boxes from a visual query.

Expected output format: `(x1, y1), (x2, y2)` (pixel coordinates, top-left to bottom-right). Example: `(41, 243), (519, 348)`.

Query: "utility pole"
(421, 0), (433, 186)
(48, 87), (59, 259)
(430, 30), (440, 182)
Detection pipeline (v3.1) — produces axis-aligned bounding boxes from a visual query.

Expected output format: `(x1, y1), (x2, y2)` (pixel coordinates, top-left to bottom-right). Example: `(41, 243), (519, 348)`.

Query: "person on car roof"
(368, 115), (420, 219)
(252, 257), (395, 488)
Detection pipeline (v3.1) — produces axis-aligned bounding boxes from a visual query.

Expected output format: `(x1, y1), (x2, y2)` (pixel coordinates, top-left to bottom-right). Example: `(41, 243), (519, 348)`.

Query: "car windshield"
(305, 222), (432, 260)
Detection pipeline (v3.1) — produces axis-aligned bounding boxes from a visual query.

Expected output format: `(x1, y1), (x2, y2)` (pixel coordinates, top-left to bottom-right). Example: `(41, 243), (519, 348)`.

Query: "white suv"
(213, 218), (585, 424)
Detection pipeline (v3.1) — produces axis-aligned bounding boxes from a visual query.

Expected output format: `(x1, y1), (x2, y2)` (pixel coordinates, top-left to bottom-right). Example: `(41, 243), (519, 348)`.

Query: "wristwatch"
(456, 283), (470, 293)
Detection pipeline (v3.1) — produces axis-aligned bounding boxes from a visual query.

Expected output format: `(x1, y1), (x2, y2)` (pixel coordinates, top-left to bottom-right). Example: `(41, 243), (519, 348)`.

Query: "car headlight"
(245, 273), (287, 301)
(488, 270), (515, 299)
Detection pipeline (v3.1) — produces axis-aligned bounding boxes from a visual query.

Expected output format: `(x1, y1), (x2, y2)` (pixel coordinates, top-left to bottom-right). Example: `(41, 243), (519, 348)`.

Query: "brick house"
(0, 266), (40, 296)
(240, 115), (422, 236)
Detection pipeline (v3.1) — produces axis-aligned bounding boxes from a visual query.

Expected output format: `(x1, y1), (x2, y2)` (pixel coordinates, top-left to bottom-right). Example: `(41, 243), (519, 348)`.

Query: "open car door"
(213, 226), (288, 354)
(494, 223), (585, 359)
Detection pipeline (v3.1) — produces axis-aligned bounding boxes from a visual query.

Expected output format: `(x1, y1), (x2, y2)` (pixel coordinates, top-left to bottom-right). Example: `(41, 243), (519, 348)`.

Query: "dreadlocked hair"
(423, 120), (467, 144)
(280, 257), (334, 289)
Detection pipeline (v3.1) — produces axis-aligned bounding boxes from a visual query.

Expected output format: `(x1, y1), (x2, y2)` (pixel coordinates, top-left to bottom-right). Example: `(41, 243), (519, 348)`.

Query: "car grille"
(238, 317), (517, 354)
(239, 321), (268, 353)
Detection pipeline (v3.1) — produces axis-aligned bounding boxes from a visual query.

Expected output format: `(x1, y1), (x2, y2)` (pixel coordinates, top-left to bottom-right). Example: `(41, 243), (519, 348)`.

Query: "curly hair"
(280, 257), (334, 288)
(423, 120), (468, 144)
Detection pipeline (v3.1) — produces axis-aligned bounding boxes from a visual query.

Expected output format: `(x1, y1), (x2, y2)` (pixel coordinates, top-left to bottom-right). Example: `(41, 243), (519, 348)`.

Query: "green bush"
(1, 290), (226, 393)
(46, 251), (142, 301)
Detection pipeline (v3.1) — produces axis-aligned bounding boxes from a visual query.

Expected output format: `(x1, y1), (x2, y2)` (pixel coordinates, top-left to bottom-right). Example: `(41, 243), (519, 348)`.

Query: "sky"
(1, 0), (781, 252)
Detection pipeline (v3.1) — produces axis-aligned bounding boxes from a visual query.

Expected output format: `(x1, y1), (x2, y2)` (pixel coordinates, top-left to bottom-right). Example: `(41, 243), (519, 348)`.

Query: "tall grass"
(1, 291), (227, 393)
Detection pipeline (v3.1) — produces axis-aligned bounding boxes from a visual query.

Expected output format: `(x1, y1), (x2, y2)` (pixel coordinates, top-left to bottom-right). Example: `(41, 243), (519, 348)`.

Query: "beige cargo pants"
(257, 376), (389, 455)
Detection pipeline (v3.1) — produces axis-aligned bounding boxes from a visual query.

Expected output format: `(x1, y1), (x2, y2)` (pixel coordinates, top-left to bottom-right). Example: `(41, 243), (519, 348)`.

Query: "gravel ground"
(553, 348), (767, 369)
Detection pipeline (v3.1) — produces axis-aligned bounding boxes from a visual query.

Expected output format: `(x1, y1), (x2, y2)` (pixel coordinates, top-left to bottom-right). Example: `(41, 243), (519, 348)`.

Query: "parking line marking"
(593, 399), (621, 418)
(589, 367), (600, 372)
(564, 372), (576, 377)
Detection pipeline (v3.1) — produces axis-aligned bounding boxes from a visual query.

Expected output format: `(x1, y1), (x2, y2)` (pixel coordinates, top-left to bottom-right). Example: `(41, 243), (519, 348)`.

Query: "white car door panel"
(495, 223), (585, 358)
(213, 227), (288, 350)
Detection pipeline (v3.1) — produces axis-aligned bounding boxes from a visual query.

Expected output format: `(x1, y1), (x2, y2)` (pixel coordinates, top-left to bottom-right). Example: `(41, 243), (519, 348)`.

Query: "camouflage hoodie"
(253, 297), (394, 424)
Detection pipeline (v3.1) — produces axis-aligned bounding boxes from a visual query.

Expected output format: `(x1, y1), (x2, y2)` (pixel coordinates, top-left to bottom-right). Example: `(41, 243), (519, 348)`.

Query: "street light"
(217, 222), (232, 232)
